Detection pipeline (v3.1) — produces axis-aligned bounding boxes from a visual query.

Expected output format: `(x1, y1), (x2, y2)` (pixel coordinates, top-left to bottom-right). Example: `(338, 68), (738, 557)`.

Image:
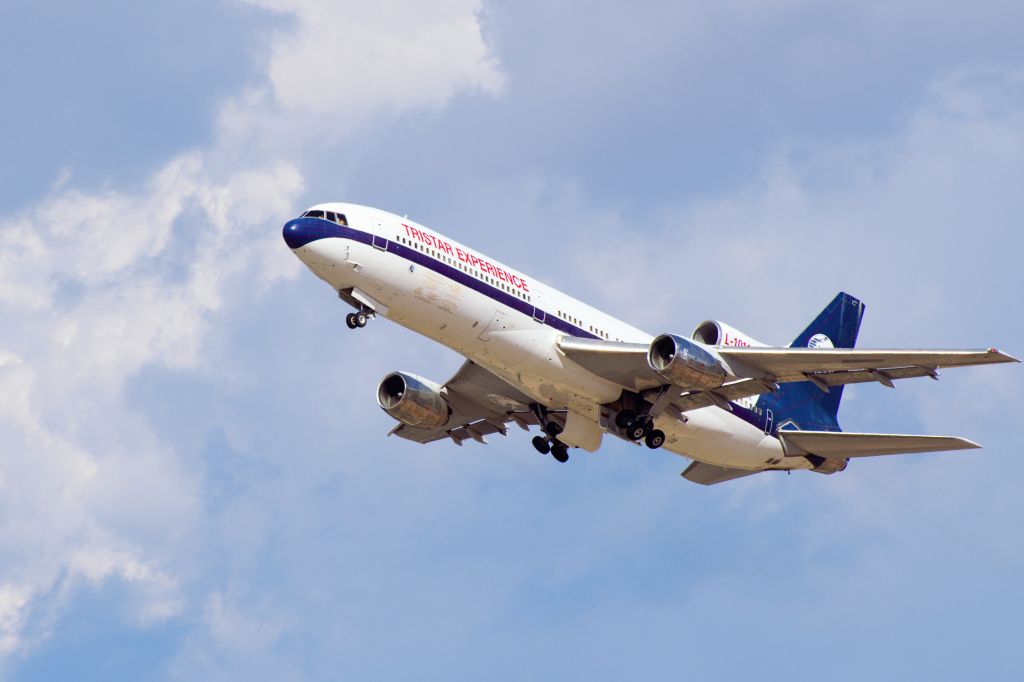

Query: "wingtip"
(988, 348), (1020, 363)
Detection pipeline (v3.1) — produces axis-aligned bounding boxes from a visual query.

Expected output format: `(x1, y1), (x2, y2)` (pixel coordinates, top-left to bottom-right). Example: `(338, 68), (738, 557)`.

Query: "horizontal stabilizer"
(682, 461), (762, 485)
(779, 431), (980, 459)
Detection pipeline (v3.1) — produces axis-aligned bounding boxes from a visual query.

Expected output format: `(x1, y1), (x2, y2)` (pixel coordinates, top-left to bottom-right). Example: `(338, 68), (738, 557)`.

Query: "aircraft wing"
(557, 337), (1018, 411)
(555, 337), (664, 391)
(717, 347), (1018, 385)
(388, 360), (539, 445)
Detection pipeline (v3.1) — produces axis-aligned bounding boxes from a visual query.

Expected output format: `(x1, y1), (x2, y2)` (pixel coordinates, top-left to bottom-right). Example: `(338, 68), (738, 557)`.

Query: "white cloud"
(218, 0), (502, 152)
(0, 161), (325, 651)
(0, 0), (502, 662)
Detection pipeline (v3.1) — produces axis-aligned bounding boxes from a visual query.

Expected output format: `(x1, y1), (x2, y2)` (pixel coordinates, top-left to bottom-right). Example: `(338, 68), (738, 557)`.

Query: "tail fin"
(790, 291), (865, 422)
(759, 292), (866, 431)
(790, 291), (865, 351)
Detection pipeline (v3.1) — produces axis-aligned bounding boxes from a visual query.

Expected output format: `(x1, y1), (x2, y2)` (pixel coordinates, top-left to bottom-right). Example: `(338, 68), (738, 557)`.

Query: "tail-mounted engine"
(647, 334), (729, 390)
(376, 372), (451, 429)
(691, 320), (767, 348)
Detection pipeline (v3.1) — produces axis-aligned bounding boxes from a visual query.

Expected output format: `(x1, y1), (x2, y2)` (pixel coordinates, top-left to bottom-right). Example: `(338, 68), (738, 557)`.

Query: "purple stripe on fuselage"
(285, 217), (600, 341)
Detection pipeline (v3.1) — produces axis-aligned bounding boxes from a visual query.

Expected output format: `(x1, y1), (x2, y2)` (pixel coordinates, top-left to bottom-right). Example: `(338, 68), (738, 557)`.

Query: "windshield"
(301, 210), (347, 226)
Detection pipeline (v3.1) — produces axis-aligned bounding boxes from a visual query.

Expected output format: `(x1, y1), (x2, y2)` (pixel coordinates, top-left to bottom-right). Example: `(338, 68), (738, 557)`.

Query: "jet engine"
(691, 320), (767, 348)
(376, 372), (451, 429)
(647, 334), (729, 390)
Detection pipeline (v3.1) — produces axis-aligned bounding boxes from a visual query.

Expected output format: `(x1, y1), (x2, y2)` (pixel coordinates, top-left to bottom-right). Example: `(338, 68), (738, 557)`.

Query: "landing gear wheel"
(615, 410), (636, 429)
(355, 311), (368, 328)
(644, 429), (666, 449)
(532, 436), (551, 454)
(551, 443), (569, 463)
(345, 313), (358, 329)
(626, 419), (647, 441)
(544, 421), (563, 437)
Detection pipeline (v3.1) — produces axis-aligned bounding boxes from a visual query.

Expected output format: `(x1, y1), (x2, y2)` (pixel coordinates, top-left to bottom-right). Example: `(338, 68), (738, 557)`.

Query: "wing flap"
(779, 431), (980, 459)
(671, 378), (777, 413)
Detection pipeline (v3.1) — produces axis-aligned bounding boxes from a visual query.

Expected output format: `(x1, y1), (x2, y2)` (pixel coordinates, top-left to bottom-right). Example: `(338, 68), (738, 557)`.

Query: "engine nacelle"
(647, 334), (729, 390)
(376, 372), (451, 429)
(691, 320), (767, 348)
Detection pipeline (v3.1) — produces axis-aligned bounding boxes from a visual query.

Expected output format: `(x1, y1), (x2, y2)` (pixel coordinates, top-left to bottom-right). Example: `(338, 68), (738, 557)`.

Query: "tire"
(615, 410), (635, 429)
(532, 436), (551, 454)
(627, 419), (646, 441)
(644, 429), (666, 449)
(355, 312), (368, 327)
(345, 313), (357, 329)
(551, 444), (569, 463)
(544, 421), (563, 437)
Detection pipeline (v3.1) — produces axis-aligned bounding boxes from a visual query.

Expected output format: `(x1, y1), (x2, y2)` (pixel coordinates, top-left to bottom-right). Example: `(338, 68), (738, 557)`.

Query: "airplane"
(282, 203), (1018, 485)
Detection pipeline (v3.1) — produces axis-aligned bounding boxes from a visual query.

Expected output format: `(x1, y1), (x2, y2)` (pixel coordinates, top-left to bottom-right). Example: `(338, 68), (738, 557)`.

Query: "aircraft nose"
(282, 217), (339, 250)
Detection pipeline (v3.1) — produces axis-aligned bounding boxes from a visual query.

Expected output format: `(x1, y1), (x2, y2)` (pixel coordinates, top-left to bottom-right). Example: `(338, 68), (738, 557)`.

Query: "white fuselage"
(291, 203), (801, 472)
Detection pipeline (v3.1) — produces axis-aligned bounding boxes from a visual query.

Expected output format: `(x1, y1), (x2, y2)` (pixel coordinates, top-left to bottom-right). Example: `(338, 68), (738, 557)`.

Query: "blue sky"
(1, 1), (1023, 679)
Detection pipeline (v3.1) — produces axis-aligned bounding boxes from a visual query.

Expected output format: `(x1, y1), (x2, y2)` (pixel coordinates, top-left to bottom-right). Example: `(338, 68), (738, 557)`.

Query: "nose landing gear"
(338, 288), (379, 330)
(345, 310), (374, 329)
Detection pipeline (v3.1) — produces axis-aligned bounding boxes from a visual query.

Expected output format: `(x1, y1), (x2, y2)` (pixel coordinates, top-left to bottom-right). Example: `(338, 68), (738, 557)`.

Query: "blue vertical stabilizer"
(758, 292), (866, 431)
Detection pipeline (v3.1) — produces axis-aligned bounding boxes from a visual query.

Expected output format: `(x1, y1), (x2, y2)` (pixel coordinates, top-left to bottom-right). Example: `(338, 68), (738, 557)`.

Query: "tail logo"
(807, 333), (834, 349)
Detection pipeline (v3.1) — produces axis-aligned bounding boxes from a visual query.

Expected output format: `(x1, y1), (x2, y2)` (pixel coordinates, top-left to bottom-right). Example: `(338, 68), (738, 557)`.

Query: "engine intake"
(692, 320), (767, 347)
(648, 334), (728, 390)
(376, 372), (451, 429)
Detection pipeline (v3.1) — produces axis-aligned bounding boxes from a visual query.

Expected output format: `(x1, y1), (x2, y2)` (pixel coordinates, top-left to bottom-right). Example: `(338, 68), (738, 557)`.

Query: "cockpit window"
(300, 209), (347, 225)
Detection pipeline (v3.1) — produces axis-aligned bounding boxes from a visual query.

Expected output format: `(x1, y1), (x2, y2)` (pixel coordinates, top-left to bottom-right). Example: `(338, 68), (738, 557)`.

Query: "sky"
(1, 1), (1023, 679)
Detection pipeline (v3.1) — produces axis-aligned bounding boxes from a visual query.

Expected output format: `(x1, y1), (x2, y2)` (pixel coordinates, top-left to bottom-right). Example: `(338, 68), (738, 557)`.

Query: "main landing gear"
(614, 410), (665, 450)
(530, 404), (570, 463)
(345, 310), (373, 329)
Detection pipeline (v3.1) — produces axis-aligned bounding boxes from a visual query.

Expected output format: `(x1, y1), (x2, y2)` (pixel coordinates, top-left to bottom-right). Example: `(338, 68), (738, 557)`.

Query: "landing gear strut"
(530, 403), (570, 463)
